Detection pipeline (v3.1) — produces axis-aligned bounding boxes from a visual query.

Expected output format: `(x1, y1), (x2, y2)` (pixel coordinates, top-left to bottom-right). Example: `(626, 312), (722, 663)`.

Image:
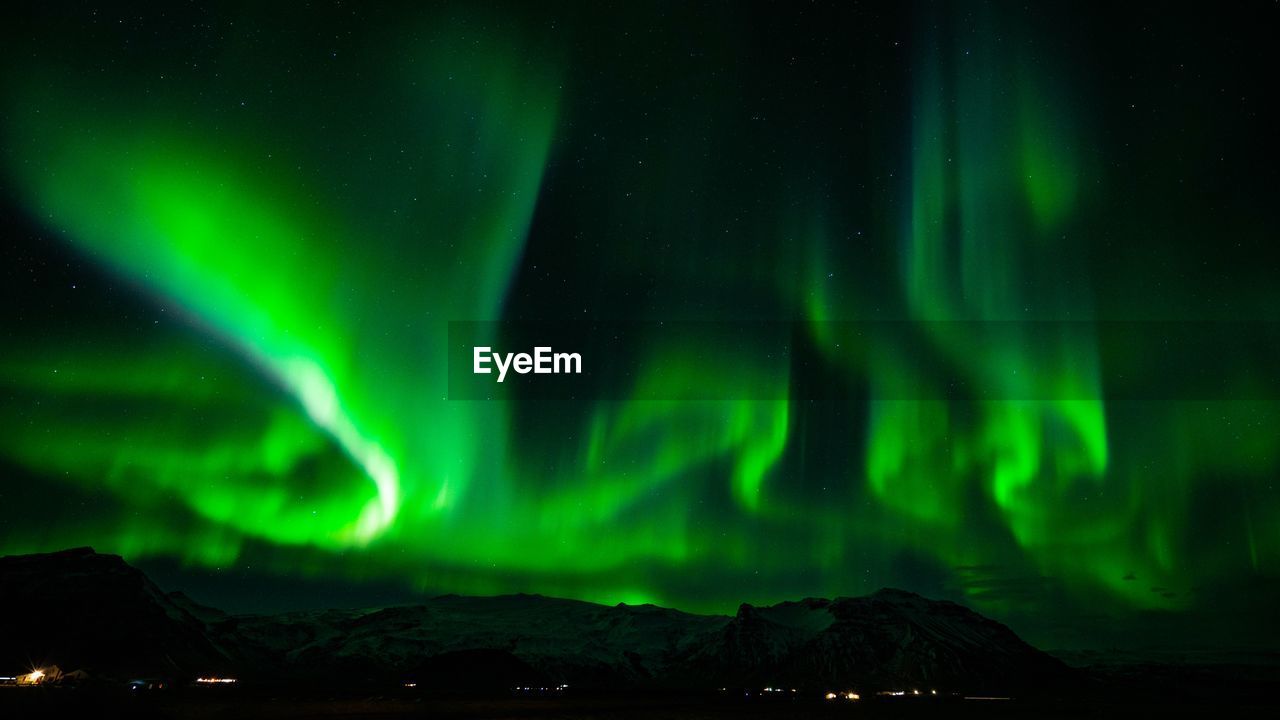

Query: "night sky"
(1, 1), (1277, 652)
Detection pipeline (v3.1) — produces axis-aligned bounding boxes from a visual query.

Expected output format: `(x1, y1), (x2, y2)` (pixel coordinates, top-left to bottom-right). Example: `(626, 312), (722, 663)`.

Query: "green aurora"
(1, 2), (1277, 649)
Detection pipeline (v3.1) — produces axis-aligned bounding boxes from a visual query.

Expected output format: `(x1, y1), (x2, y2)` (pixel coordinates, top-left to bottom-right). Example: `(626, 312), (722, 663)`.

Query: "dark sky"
(1, 1), (1277, 652)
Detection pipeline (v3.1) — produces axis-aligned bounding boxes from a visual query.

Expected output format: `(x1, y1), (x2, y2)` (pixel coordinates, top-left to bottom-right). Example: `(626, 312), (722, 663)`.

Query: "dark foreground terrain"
(3, 687), (1279, 720)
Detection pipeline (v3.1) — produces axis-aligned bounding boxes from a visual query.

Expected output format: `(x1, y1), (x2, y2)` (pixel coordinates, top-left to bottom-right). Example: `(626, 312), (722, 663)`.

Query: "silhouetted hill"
(0, 547), (234, 677)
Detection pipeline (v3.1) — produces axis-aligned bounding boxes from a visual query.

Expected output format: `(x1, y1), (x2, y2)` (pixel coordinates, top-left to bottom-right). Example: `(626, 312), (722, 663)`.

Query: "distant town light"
(195, 677), (237, 684)
(16, 668), (53, 685)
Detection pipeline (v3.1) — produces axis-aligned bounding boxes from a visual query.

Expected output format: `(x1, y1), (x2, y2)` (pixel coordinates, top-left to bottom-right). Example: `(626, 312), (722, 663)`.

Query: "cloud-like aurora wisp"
(3, 27), (560, 547)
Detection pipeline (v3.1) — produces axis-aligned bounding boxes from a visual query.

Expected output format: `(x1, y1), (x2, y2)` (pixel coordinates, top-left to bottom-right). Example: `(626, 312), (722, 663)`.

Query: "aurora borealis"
(1, 1), (1277, 650)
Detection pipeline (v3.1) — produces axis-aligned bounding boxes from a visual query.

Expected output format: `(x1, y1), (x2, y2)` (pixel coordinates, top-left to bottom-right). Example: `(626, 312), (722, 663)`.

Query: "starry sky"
(1, 1), (1277, 651)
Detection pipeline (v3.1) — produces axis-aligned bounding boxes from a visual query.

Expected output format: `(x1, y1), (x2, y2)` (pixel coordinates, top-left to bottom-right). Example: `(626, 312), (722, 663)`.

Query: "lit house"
(16, 665), (61, 685)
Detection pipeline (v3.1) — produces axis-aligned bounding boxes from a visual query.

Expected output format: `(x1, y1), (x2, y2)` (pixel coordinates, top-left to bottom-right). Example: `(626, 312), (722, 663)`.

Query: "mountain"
(0, 548), (1073, 694)
(219, 593), (729, 688)
(679, 591), (1071, 693)
(0, 547), (234, 677)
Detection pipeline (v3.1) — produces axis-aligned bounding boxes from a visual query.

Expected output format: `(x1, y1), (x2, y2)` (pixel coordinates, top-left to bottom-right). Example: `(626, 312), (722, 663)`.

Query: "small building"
(16, 665), (62, 685)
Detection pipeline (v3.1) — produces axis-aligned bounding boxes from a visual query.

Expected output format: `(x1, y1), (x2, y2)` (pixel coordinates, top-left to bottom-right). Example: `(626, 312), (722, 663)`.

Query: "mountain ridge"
(0, 547), (1074, 694)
